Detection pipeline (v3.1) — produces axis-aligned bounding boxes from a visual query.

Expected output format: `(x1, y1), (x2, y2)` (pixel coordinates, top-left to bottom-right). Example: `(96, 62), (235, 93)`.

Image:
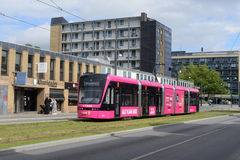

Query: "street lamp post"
(201, 81), (202, 106)
(221, 83), (223, 106)
(114, 20), (118, 75)
(176, 70), (181, 86)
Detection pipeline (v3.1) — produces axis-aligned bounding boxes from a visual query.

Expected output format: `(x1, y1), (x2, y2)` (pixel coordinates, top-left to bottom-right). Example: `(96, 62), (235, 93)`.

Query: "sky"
(1, 0), (240, 52)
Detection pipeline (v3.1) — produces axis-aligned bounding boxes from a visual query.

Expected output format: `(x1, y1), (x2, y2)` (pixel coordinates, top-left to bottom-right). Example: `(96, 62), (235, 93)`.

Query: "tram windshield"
(79, 75), (106, 104)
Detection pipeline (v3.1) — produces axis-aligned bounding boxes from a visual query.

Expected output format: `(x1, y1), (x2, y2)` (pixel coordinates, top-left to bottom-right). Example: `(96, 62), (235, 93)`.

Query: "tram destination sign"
(84, 81), (99, 87)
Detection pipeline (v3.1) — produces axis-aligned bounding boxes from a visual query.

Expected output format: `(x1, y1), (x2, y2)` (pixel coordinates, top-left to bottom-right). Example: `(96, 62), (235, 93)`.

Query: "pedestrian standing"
(52, 99), (57, 115)
(44, 94), (51, 114)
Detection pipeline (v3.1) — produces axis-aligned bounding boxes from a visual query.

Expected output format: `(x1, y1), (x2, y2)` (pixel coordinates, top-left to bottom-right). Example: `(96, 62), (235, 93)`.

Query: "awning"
(50, 90), (65, 101)
(68, 92), (78, 101)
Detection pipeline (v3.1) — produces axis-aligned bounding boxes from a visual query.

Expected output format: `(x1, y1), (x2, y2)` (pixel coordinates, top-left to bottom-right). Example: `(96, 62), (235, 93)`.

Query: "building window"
(93, 52), (99, 56)
(69, 62), (72, 82)
(123, 71), (127, 77)
(50, 59), (54, 80)
(28, 55), (33, 78)
(101, 67), (106, 74)
(120, 20), (124, 25)
(119, 62), (123, 67)
(120, 40), (124, 46)
(132, 29), (136, 36)
(131, 61), (136, 67)
(97, 22), (101, 27)
(132, 50), (136, 57)
(75, 33), (78, 39)
(74, 43), (78, 49)
(107, 68), (111, 74)
(15, 52), (21, 73)
(136, 74), (139, 80)
(93, 66), (96, 73)
(107, 52), (112, 57)
(85, 65), (89, 73)
(132, 39), (136, 46)
(108, 31), (112, 37)
(77, 63), (81, 82)
(108, 21), (111, 28)
(144, 75), (147, 80)
(119, 51), (124, 57)
(85, 42), (89, 48)
(1, 50), (8, 75)
(107, 41), (112, 48)
(60, 61), (64, 81)
(128, 72), (131, 78)
(120, 30), (124, 37)
(68, 90), (78, 106)
(39, 57), (45, 79)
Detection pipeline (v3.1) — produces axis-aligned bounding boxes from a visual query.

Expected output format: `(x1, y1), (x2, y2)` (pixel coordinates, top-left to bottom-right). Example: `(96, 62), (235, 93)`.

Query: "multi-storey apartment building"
(50, 12), (172, 76)
(171, 50), (240, 96)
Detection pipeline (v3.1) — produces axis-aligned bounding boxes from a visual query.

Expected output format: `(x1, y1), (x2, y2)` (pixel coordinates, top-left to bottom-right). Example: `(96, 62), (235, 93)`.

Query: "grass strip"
(0, 110), (239, 149)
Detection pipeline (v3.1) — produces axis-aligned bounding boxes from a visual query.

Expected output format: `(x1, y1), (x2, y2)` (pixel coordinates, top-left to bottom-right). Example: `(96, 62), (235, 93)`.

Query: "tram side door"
(156, 91), (161, 114)
(142, 90), (149, 115)
(114, 88), (121, 117)
(184, 91), (188, 113)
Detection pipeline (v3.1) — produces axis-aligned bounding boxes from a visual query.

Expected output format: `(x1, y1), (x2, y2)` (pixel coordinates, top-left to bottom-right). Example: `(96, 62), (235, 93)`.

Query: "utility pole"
(115, 20), (118, 75)
(201, 81), (202, 106)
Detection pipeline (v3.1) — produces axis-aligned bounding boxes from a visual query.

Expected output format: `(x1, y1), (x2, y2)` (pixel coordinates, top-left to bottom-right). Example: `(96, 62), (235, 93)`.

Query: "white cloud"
(4, 23), (50, 50)
(1, 0), (240, 52)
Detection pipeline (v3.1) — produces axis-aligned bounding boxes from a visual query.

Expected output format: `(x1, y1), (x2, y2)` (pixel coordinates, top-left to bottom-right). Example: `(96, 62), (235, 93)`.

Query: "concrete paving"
(0, 112), (78, 125)
(199, 103), (240, 112)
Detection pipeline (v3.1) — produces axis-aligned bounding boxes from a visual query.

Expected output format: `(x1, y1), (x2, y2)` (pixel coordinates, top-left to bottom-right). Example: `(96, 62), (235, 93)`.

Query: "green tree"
(25, 43), (33, 47)
(25, 44), (40, 49)
(178, 62), (228, 101)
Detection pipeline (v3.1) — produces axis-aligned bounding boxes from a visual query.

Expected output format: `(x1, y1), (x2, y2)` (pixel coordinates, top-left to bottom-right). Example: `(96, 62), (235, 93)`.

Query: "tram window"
(190, 92), (199, 106)
(103, 87), (111, 104)
(149, 87), (155, 106)
(121, 94), (132, 106)
(111, 88), (114, 105)
(120, 82), (137, 106)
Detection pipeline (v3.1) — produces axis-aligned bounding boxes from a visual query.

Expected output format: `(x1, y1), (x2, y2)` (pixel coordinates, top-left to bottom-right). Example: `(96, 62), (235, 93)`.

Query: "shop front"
(65, 82), (78, 112)
(49, 89), (65, 111)
(14, 87), (39, 113)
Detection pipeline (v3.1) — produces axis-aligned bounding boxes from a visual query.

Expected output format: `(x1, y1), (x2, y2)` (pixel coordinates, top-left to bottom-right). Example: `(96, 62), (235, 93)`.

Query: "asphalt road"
(1, 113), (240, 160)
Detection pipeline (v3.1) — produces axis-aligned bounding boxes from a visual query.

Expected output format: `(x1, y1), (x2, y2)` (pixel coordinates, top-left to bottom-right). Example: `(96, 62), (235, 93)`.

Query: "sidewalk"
(200, 104), (240, 112)
(0, 112), (78, 125)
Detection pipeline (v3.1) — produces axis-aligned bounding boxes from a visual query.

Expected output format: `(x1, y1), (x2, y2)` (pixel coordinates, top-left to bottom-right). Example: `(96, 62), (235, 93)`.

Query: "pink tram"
(77, 73), (199, 119)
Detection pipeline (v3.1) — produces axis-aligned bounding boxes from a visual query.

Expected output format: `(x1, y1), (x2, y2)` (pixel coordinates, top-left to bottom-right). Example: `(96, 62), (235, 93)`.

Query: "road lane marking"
(131, 125), (230, 160)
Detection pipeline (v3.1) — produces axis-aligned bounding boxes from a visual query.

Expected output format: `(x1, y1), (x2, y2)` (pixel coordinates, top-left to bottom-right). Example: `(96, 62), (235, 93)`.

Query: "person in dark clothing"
(44, 94), (51, 114)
